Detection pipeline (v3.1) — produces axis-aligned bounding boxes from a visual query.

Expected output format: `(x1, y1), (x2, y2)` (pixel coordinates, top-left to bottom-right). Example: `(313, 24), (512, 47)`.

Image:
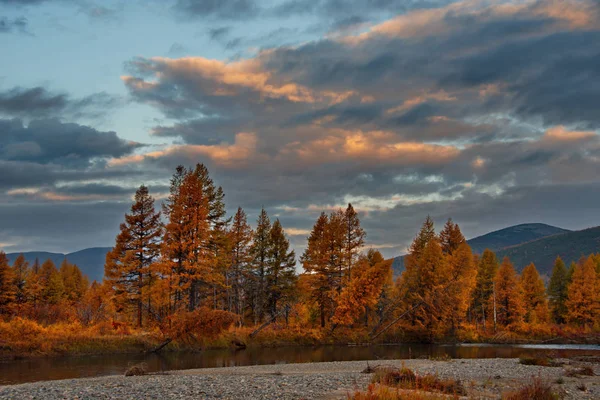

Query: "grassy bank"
(1, 318), (599, 360)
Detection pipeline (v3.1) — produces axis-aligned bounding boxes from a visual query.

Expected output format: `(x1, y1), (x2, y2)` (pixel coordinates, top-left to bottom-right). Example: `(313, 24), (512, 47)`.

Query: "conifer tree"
(60, 260), (89, 302)
(0, 252), (16, 315)
(266, 219), (297, 320)
(520, 263), (549, 324)
(343, 204), (365, 279)
(446, 241), (477, 331)
(471, 249), (498, 329)
(495, 257), (525, 327)
(301, 212), (334, 327)
(162, 166), (218, 312)
(439, 218), (466, 255)
(228, 207), (253, 317)
(548, 257), (568, 324)
(566, 256), (600, 327)
(250, 208), (271, 323)
(105, 185), (162, 327)
(11, 254), (29, 308)
(40, 259), (64, 305)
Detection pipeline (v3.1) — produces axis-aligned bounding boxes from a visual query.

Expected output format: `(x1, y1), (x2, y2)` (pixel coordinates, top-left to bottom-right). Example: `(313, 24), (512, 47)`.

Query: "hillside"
(391, 223), (570, 277)
(6, 247), (111, 282)
(496, 226), (600, 277)
(467, 223), (570, 254)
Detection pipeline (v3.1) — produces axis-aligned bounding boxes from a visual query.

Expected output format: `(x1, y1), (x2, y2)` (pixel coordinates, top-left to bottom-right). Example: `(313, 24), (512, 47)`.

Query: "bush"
(372, 365), (466, 396)
(502, 377), (559, 400)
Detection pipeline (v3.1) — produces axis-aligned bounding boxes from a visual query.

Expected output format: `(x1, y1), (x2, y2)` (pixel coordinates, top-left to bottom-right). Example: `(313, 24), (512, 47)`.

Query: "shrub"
(372, 365), (466, 396)
(502, 377), (559, 400)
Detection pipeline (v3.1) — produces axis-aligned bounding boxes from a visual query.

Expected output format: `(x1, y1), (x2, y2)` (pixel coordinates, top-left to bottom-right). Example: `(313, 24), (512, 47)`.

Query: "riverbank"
(1, 358), (599, 399)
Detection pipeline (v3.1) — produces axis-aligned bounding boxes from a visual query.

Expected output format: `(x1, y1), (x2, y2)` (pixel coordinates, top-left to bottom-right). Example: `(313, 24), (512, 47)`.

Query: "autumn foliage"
(2, 164), (600, 358)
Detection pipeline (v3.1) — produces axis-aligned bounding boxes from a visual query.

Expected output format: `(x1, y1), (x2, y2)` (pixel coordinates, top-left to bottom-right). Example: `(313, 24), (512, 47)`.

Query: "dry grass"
(564, 365), (594, 377)
(124, 363), (147, 376)
(502, 377), (560, 400)
(371, 365), (466, 396)
(349, 383), (452, 400)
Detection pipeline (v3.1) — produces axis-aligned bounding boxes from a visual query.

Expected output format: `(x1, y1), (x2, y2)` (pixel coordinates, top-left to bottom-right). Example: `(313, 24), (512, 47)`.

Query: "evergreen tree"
(566, 256), (600, 327)
(40, 259), (64, 304)
(548, 257), (568, 324)
(11, 254), (29, 308)
(250, 208), (271, 323)
(266, 219), (297, 320)
(0, 252), (16, 315)
(495, 257), (525, 327)
(105, 185), (162, 327)
(228, 207), (253, 317)
(343, 204), (365, 280)
(439, 218), (466, 255)
(520, 263), (549, 324)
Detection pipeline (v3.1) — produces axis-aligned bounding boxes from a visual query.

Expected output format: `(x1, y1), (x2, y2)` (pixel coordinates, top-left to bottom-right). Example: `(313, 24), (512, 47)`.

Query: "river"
(1, 343), (599, 385)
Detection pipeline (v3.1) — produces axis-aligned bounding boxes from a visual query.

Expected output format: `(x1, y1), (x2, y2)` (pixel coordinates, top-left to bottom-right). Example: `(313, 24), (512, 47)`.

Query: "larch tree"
(494, 257), (525, 327)
(60, 260), (88, 302)
(250, 208), (272, 323)
(520, 263), (549, 324)
(471, 249), (498, 329)
(400, 216), (438, 320)
(227, 207), (253, 317)
(265, 219), (297, 321)
(301, 212), (334, 328)
(566, 256), (600, 327)
(446, 241), (477, 332)
(548, 257), (568, 324)
(332, 250), (391, 327)
(0, 252), (16, 315)
(105, 185), (162, 327)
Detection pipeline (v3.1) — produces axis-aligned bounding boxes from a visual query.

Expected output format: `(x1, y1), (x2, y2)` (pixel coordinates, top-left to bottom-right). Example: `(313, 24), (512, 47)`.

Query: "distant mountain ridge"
(6, 247), (111, 282)
(392, 223), (573, 277)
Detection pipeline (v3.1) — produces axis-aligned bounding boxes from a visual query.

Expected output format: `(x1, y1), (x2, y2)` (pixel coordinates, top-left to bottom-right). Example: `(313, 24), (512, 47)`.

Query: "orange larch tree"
(494, 257), (525, 327)
(0, 252), (16, 315)
(566, 256), (600, 327)
(520, 263), (549, 324)
(105, 185), (162, 327)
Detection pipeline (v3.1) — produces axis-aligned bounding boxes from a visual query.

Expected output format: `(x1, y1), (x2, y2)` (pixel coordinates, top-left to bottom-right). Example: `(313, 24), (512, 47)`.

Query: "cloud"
(0, 118), (142, 166)
(0, 86), (122, 120)
(0, 16), (29, 34)
(172, 0), (260, 20)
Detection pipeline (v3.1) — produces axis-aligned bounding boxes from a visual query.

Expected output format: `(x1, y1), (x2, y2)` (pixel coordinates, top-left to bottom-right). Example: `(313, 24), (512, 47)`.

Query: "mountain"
(496, 226), (600, 277)
(6, 247), (111, 282)
(467, 223), (570, 254)
(391, 223), (570, 277)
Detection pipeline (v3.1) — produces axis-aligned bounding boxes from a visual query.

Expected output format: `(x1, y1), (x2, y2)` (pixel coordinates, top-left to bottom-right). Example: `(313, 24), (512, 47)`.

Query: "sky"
(1, 0), (600, 259)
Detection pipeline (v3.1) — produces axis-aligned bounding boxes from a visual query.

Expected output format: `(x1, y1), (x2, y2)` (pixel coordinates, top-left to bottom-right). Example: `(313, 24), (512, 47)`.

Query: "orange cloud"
(123, 56), (355, 105)
(543, 126), (597, 142)
(386, 90), (457, 114)
(109, 132), (259, 168)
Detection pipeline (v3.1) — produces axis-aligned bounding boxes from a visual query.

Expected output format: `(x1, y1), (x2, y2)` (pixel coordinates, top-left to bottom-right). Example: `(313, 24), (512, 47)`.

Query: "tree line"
(1, 163), (599, 343)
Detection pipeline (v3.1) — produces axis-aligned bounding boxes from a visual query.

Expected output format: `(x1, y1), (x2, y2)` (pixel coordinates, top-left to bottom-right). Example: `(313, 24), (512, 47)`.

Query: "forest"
(0, 164), (599, 357)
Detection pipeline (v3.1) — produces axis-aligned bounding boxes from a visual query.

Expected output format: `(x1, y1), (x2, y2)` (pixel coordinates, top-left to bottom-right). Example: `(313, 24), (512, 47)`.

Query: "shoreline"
(1, 358), (599, 399)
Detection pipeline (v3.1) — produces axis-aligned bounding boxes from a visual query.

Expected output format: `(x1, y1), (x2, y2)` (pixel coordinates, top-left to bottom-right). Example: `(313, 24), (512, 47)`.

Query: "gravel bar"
(1, 358), (599, 399)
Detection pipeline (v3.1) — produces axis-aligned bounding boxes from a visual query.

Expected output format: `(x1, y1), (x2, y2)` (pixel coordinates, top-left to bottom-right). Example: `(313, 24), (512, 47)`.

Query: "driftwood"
(150, 338), (173, 354)
(249, 304), (291, 339)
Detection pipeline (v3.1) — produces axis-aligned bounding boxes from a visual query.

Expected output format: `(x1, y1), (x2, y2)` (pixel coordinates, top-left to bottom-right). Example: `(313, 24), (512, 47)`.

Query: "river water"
(1, 343), (599, 385)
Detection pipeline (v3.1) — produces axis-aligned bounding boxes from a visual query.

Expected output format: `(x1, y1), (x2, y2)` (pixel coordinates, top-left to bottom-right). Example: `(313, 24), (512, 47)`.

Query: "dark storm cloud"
(0, 118), (141, 166)
(0, 86), (121, 119)
(0, 16), (28, 33)
(173, 0), (260, 20)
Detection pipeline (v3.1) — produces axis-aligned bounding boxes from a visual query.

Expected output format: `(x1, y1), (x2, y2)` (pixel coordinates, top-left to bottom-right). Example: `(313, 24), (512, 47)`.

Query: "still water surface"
(1, 343), (599, 385)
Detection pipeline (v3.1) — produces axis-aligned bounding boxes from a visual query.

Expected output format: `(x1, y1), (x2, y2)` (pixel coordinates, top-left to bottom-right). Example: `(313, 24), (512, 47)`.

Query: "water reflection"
(1, 343), (599, 385)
